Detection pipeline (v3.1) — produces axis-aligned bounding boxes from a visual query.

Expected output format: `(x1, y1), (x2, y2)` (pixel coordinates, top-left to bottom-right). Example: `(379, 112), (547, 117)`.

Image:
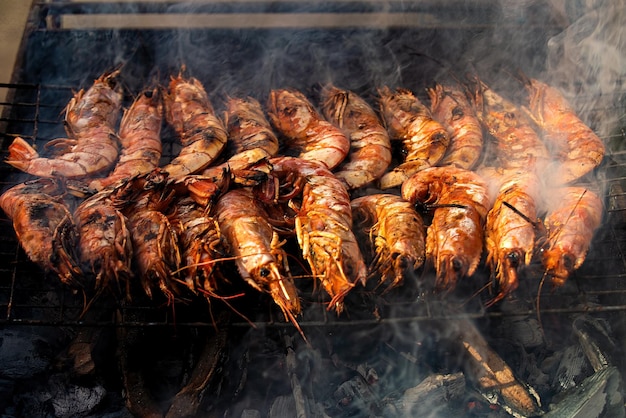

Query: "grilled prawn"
(7, 70), (122, 179)
(261, 157), (367, 313)
(351, 194), (426, 288)
(401, 166), (491, 291)
(320, 85), (392, 189)
(480, 168), (541, 305)
(116, 173), (182, 302)
(0, 178), (81, 286)
(89, 88), (163, 190)
(172, 196), (223, 294)
(377, 86), (450, 189)
(470, 79), (549, 173)
(521, 78), (606, 185)
(541, 187), (603, 287)
(428, 81), (484, 170)
(215, 188), (301, 327)
(267, 89), (350, 170)
(73, 186), (133, 296)
(202, 96), (279, 183)
(163, 72), (228, 179)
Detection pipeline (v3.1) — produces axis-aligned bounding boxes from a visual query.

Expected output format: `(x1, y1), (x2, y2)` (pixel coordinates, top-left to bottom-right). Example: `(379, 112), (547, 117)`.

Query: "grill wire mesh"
(0, 81), (625, 329)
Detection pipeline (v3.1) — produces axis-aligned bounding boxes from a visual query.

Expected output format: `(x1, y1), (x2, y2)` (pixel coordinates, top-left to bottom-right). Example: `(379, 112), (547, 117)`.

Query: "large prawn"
(351, 194), (426, 289)
(202, 96), (279, 182)
(521, 77), (606, 185)
(469, 78), (550, 173)
(480, 168), (542, 305)
(401, 166), (491, 292)
(320, 85), (392, 189)
(258, 156), (367, 314)
(267, 89), (350, 170)
(163, 72), (228, 179)
(172, 190), (224, 295)
(377, 86), (450, 189)
(427, 81), (484, 170)
(540, 186), (603, 287)
(7, 70), (122, 179)
(115, 172), (182, 303)
(0, 178), (82, 286)
(89, 87), (163, 190)
(73, 185), (134, 297)
(215, 188), (302, 333)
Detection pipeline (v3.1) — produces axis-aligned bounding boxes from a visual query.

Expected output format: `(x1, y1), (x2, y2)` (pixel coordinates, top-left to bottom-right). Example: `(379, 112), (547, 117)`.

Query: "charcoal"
(399, 372), (465, 417)
(573, 315), (618, 372)
(0, 328), (65, 379)
(497, 317), (545, 349)
(50, 382), (106, 418)
(12, 373), (106, 418)
(269, 395), (295, 418)
(544, 366), (625, 418)
(332, 374), (379, 415)
(63, 327), (104, 376)
(458, 318), (543, 417)
(552, 344), (592, 392)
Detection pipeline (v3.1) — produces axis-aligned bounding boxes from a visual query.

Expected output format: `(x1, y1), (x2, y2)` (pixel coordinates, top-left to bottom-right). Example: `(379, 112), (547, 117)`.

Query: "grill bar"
(1, 81), (626, 328)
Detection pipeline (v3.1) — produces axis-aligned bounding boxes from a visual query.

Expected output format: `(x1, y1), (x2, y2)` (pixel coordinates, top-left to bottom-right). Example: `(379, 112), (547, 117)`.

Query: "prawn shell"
(482, 169), (541, 304)
(163, 74), (228, 178)
(351, 194), (426, 287)
(471, 80), (549, 173)
(6, 70), (123, 179)
(89, 88), (163, 190)
(268, 156), (367, 313)
(215, 188), (300, 316)
(0, 179), (82, 285)
(542, 187), (603, 286)
(428, 82), (484, 170)
(401, 166), (490, 291)
(321, 85), (392, 189)
(522, 78), (605, 185)
(378, 86), (450, 189)
(267, 89), (350, 170)
(74, 190), (133, 293)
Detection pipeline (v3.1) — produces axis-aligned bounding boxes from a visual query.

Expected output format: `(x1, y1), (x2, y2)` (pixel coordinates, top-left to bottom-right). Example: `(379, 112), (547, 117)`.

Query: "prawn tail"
(7, 137), (39, 170)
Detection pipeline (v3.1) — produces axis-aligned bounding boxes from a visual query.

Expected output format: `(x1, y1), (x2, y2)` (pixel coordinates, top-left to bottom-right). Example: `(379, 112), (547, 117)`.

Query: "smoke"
(545, 0), (626, 140)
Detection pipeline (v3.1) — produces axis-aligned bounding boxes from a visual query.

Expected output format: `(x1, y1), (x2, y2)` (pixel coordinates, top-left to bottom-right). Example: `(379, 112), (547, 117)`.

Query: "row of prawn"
(0, 68), (606, 327)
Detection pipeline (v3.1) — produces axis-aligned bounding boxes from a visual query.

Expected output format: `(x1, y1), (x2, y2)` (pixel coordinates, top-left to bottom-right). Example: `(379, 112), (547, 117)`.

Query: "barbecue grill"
(1, 1), (625, 417)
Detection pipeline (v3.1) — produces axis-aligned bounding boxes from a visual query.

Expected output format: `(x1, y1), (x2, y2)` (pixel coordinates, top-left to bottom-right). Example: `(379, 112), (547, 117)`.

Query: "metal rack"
(1, 80), (625, 328)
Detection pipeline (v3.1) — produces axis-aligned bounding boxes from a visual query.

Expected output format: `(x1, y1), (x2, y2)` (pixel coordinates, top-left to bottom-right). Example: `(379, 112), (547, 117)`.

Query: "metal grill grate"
(1, 81), (626, 328)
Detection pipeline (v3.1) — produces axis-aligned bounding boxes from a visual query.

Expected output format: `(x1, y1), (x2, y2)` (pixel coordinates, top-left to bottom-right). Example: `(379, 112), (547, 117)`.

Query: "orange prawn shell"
(428, 82), (484, 170)
(542, 187), (603, 286)
(523, 78), (605, 185)
(267, 89), (350, 170)
(268, 157), (367, 313)
(377, 86), (450, 188)
(0, 179), (82, 285)
(215, 188), (301, 316)
(482, 169), (541, 304)
(163, 74), (228, 178)
(351, 193), (426, 287)
(321, 85), (392, 189)
(401, 166), (491, 291)
(6, 70), (123, 179)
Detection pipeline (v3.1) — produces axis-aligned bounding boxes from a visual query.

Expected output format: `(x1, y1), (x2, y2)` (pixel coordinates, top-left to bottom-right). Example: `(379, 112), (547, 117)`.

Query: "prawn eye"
(562, 254), (576, 272)
(259, 267), (270, 277)
(507, 251), (521, 268)
(432, 132), (448, 144)
(451, 106), (464, 120)
(452, 257), (464, 272)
